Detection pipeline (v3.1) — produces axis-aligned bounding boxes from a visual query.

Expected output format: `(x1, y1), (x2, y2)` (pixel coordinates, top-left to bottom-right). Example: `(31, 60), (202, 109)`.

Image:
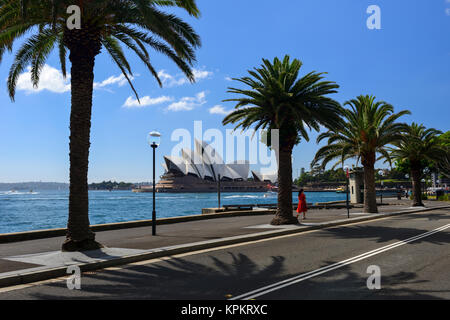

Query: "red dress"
(296, 193), (308, 213)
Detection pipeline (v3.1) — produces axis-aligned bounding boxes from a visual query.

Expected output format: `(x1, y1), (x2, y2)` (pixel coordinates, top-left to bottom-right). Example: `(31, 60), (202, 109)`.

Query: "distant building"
(440, 177), (450, 188)
(136, 140), (275, 193)
(311, 164), (324, 176)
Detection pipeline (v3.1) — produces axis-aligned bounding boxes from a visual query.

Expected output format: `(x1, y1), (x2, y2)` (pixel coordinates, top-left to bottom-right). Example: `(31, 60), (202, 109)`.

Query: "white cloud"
(123, 95), (173, 108)
(225, 76), (233, 81)
(209, 105), (231, 115)
(16, 65), (71, 94)
(16, 65), (137, 96)
(94, 74), (134, 89)
(158, 68), (213, 87)
(167, 91), (207, 112)
(158, 70), (187, 87)
(446, 8), (450, 16)
(193, 69), (213, 81)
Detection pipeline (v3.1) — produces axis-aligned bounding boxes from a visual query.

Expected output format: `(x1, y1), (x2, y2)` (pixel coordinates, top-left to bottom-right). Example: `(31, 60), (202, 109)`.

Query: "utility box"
(349, 168), (364, 204)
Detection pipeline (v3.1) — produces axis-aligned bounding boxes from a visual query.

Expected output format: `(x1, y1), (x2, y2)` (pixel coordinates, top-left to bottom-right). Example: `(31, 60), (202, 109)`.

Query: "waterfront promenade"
(0, 198), (449, 295)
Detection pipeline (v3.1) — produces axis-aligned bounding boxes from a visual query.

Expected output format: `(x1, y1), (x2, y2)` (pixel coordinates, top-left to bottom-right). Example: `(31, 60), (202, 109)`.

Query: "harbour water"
(0, 190), (347, 234)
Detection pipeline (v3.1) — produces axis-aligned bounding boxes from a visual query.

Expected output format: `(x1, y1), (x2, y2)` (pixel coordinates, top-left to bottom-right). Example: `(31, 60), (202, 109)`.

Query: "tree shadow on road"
(402, 212), (450, 222)
(6, 252), (448, 300)
(266, 261), (448, 300)
(25, 252), (288, 300)
(312, 224), (449, 245)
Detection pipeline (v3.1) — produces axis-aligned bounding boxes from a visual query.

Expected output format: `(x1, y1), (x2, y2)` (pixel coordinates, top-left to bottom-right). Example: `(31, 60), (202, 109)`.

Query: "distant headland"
(0, 182), (69, 191)
(0, 181), (147, 191)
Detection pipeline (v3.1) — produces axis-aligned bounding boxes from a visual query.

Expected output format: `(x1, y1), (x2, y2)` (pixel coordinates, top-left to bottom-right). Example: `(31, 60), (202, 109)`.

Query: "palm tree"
(389, 123), (447, 206)
(437, 131), (450, 178)
(312, 95), (410, 213)
(223, 56), (342, 225)
(0, 0), (201, 251)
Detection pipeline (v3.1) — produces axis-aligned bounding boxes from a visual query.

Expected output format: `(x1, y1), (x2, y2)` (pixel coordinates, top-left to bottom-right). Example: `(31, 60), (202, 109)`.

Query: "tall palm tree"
(312, 95), (410, 213)
(0, 0), (201, 251)
(223, 56), (342, 225)
(389, 123), (447, 207)
(437, 131), (450, 178)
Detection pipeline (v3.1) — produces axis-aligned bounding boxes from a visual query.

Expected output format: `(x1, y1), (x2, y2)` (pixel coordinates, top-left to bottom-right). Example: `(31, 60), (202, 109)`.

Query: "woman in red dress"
(296, 189), (308, 220)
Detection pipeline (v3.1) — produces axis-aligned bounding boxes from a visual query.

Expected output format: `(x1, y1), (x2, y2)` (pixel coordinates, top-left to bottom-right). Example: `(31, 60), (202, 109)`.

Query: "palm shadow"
(12, 254), (449, 300)
(313, 224), (450, 245)
(403, 212), (450, 222)
(28, 252), (288, 300)
(267, 261), (448, 300)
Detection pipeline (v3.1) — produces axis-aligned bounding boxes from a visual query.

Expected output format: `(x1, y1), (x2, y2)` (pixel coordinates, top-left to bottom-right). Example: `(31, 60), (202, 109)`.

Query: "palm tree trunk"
(61, 47), (102, 252)
(271, 148), (297, 225)
(411, 166), (423, 207)
(363, 163), (378, 214)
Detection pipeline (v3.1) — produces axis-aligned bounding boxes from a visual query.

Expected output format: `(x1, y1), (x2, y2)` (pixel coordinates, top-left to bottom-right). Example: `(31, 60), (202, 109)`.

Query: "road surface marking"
(230, 223), (450, 300)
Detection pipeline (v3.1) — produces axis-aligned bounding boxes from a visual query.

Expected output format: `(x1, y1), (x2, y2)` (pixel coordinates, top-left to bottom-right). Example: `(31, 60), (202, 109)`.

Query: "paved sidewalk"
(0, 199), (448, 287)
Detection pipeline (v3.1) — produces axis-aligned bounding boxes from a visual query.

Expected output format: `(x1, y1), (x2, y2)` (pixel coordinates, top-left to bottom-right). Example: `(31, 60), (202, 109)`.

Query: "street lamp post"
(218, 174), (221, 209)
(378, 170), (384, 205)
(148, 131), (161, 236)
(344, 166), (350, 219)
(405, 174), (410, 198)
(421, 178), (426, 200)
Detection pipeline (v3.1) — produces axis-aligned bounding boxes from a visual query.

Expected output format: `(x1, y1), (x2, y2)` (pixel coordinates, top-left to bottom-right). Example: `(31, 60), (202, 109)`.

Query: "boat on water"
(3, 189), (37, 195)
(335, 187), (346, 193)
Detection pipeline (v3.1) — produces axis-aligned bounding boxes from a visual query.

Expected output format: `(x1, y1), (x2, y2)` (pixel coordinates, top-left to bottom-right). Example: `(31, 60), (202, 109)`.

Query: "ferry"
(335, 187), (346, 193)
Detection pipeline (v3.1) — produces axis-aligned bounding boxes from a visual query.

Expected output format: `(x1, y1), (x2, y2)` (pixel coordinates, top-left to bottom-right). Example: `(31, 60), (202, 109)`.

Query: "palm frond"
(223, 55), (342, 150)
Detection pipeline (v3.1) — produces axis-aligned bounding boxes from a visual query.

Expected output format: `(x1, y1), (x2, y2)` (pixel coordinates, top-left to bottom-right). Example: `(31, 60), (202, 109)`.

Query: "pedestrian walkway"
(0, 199), (448, 288)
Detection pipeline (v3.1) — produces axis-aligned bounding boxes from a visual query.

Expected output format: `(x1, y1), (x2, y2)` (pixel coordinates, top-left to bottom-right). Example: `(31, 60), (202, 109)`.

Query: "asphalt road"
(1, 209), (449, 300)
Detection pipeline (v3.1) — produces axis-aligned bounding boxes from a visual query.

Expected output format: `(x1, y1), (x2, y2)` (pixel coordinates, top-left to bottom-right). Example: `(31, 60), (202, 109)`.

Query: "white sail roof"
(163, 141), (257, 182)
(227, 161), (250, 179)
(164, 156), (187, 175)
(181, 148), (203, 178)
(221, 165), (242, 180)
(186, 163), (199, 177)
(195, 139), (226, 181)
(252, 170), (277, 184)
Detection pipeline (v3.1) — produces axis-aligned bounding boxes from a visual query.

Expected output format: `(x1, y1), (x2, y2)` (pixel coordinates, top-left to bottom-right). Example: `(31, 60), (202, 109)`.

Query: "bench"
(223, 204), (256, 211)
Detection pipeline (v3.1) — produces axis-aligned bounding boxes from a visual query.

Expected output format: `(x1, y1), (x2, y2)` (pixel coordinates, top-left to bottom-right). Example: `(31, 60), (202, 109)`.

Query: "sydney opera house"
(150, 140), (277, 193)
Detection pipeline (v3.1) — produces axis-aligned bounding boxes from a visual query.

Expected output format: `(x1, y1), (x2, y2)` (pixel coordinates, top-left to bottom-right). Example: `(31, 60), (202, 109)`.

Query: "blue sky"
(0, 0), (449, 183)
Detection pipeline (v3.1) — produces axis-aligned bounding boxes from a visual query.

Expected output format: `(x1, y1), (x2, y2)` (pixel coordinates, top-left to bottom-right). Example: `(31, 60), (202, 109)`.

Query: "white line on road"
(230, 223), (450, 300)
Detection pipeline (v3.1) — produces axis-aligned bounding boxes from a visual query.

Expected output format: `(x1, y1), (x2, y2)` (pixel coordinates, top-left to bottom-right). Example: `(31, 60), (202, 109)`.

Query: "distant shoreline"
(0, 182), (69, 191)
